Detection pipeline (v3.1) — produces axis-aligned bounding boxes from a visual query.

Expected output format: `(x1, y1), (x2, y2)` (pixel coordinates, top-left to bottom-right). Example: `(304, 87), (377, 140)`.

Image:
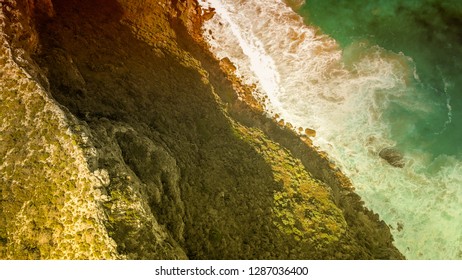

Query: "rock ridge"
(0, 0), (404, 259)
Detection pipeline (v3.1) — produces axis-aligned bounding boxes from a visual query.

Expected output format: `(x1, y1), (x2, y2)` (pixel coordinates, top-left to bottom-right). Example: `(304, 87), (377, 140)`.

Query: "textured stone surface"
(0, 0), (404, 259)
(379, 147), (405, 168)
(0, 0), (118, 259)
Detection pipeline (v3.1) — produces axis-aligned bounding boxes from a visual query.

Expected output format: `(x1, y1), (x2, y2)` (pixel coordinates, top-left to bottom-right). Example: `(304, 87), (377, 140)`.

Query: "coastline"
(0, 0), (403, 259)
(173, 0), (404, 259)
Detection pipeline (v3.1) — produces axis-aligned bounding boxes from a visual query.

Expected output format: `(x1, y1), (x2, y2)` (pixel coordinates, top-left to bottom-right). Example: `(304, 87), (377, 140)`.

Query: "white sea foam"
(198, 0), (462, 259)
(437, 72), (453, 134)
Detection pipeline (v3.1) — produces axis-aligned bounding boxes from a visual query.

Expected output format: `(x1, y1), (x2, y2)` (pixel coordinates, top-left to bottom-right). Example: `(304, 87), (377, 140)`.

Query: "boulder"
(304, 128), (316, 137)
(379, 147), (405, 168)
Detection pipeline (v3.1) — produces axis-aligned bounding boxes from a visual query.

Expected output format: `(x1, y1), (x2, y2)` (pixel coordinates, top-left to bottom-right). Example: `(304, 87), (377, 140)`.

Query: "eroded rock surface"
(0, 0), (404, 259)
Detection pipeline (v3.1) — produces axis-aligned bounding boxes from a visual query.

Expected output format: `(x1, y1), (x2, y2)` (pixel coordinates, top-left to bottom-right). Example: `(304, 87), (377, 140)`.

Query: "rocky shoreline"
(1, 0), (403, 259)
(175, 0), (404, 259)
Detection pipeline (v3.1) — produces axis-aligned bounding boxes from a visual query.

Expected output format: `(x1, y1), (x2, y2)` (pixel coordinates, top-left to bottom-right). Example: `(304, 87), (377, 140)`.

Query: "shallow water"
(198, 0), (462, 259)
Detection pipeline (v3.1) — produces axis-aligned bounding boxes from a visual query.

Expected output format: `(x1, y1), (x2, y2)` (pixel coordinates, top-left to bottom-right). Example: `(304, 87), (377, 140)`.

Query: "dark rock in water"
(379, 147), (405, 168)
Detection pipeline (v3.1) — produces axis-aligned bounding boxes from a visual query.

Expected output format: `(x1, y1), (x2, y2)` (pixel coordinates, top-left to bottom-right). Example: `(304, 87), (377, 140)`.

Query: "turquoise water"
(299, 0), (462, 160)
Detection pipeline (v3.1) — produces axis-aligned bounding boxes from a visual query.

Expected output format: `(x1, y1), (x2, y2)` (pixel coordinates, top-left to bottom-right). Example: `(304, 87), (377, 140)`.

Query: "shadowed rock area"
(0, 0), (403, 259)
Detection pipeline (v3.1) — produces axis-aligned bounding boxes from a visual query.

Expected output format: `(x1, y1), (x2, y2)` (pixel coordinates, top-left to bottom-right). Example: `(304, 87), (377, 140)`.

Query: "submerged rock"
(379, 147), (405, 168)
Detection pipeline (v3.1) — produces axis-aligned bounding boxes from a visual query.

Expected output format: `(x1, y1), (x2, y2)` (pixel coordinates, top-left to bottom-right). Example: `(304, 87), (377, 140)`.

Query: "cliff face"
(0, 0), (403, 259)
(0, 0), (119, 259)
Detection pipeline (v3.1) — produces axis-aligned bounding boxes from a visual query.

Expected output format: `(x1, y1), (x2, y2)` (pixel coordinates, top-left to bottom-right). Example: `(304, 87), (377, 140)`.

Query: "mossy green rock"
(0, 0), (403, 259)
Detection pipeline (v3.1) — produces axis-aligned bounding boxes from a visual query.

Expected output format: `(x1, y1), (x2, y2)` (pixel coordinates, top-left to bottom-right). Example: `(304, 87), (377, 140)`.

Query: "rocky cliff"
(0, 0), (403, 259)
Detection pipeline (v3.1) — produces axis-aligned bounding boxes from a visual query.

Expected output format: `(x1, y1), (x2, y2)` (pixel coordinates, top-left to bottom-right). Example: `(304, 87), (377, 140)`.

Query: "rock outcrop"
(0, 0), (404, 259)
(379, 147), (405, 168)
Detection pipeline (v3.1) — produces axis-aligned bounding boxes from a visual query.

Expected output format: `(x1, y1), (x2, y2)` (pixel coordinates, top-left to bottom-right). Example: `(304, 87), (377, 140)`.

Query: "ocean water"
(197, 0), (462, 259)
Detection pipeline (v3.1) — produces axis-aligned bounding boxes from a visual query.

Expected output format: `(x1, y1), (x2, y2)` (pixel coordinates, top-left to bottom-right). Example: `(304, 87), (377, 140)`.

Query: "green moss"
(209, 228), (223, 243)
(0, 0), (402, 260)
(232, 123), (347, 250)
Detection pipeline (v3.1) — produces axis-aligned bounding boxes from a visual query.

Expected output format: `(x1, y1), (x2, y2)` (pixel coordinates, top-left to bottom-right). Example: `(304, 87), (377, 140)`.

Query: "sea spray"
(198, 0), (462, 259)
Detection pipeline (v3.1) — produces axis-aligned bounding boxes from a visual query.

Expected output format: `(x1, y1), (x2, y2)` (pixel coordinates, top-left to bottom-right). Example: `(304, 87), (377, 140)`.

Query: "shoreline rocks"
(379, 147), (405, 168)
(0, 0), (404, 260)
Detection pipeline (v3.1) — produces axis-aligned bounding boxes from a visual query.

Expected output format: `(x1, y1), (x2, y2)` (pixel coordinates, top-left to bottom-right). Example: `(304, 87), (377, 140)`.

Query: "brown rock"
(220, 57), (236, 72)
(202, 7), (215, 21)
(304, 128), (316, 137)
(379, 147), (405, 168)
